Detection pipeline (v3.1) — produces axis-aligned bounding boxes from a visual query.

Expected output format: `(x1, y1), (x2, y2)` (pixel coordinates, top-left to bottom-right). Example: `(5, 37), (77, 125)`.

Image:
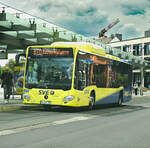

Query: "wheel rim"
(89, 96), (95, 110)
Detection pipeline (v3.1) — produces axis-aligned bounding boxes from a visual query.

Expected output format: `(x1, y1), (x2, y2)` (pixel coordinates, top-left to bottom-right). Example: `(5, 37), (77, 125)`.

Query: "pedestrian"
(134, 82), (138, 95)
(0, 67), (14, 103)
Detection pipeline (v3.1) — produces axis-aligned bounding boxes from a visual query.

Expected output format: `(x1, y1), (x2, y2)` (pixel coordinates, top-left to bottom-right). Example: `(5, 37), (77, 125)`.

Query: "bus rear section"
(73, 50), (132, 107)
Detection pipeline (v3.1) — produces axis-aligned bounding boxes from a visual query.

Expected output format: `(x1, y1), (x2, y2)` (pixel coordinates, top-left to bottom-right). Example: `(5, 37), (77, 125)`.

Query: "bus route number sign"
(30, 48), (73, 57)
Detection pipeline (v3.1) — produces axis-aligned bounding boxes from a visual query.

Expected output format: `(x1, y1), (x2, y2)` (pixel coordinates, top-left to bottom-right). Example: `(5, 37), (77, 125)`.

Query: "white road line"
(142, 105), (150, 108)
(53, 116), (92, 125)
(0, 116), (95, 136)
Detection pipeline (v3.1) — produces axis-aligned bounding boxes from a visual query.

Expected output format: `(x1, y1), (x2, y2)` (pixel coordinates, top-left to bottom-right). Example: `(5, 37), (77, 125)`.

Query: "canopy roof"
(0, 3), (148, 67)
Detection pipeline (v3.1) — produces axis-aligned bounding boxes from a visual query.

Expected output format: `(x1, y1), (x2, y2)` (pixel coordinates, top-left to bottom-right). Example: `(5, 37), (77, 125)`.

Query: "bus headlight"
(63, 96), (74, 101)
(23, 94), (31, 100)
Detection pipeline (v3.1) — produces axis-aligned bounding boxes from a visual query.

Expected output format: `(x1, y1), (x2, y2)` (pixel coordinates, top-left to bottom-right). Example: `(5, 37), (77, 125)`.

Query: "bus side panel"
(96, 92), (119, 105)
(95, 87), (132, 105)
(95, 88), (122, 105)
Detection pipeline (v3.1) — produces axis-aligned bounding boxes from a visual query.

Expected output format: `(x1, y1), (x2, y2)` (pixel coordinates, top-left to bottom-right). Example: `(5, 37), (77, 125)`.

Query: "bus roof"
(51, 42), (120, 61)
(28, 42), (124, 63)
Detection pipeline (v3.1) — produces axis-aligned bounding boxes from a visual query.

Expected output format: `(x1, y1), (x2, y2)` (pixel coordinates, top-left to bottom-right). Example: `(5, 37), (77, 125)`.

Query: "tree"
(5, 59), (15, 72)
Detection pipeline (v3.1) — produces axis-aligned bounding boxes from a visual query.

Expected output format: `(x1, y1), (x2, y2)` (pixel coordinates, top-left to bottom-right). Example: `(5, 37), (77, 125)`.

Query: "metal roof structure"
(0, 3), (148, 67)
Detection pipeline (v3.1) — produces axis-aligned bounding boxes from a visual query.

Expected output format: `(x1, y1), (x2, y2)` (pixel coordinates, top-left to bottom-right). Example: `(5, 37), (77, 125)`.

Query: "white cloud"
(0, 0), (150, 39)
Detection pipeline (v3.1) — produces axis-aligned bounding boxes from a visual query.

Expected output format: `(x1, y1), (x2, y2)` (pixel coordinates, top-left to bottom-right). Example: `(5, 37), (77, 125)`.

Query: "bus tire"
(88, 92), (95, 110)
(118, 91), (123, 106)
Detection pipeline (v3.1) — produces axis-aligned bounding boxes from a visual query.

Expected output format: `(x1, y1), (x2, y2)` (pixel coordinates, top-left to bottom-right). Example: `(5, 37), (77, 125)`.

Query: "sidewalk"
(132, 91), (150, 98)
(0, 95), (41, 112)
(0, 93), (23, 111)
(0, 87), (40, 112)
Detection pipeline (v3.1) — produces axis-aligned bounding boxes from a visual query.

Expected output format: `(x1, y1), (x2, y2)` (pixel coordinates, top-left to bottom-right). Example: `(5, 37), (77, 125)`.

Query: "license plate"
(40, 101), (51, 105)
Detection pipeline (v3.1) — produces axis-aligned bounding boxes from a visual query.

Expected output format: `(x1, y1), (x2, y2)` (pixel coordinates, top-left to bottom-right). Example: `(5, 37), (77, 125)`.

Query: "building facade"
(108, 35), (150, 88)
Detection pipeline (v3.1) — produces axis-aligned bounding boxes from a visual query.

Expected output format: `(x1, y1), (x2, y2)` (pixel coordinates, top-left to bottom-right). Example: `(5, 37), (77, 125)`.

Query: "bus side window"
(92, 62), (108, 88)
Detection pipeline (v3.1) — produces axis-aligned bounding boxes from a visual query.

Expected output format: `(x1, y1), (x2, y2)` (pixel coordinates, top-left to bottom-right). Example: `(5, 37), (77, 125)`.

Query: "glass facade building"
(108, 37), (150, 88)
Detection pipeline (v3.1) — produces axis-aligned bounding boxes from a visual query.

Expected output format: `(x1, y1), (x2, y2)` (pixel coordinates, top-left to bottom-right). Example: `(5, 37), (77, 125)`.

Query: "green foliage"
(1, 66), (11, 73)
(5, 59), (15, 72)
(0, 59), (15, 77)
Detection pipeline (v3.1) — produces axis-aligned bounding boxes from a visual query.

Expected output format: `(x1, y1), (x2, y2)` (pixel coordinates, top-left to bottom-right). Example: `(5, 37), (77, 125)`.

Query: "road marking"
(0, 116), (95, 136)
(142, 105), (150, 108)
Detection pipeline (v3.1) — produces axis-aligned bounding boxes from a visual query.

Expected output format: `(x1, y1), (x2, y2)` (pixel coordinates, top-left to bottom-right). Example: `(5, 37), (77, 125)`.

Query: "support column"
(141, 43), (145, 87)
(140, 66), (144, 87)
(130, 44), (133, 54)
(121, 45), (123, 51)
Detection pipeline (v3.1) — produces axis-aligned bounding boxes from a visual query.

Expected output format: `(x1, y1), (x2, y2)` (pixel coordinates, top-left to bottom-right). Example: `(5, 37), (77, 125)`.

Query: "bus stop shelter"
(0, 4), (148, 70)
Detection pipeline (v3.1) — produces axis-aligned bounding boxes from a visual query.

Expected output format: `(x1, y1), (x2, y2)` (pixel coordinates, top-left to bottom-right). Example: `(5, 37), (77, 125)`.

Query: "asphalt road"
(0, 96), (150, 148)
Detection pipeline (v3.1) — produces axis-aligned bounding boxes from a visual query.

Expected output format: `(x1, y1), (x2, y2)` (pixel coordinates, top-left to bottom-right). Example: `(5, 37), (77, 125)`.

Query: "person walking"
(0, 67), (14, 103)
(134, 82), (138, 96)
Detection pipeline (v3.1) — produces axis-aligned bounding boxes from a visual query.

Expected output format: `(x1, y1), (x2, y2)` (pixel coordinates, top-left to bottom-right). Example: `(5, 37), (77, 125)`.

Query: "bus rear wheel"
(118, 91), (123, 106)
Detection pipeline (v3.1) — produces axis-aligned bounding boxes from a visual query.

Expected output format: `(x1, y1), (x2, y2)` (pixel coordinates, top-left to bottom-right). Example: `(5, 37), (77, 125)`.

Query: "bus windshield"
(25, 48), (74, 90)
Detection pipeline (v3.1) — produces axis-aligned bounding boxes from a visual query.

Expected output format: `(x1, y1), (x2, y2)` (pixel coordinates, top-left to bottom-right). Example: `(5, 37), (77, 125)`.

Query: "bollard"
(140, 89), (143, 96)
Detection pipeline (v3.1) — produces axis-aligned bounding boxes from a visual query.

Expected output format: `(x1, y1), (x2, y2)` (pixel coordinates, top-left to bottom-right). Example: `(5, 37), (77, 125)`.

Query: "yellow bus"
(23, 42), (132, 109)
(14, 53), (25, 98)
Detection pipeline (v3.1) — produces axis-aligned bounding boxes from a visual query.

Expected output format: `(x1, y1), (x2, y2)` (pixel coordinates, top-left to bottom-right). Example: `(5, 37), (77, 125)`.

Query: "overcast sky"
(0, 0), (150, 66)
(0, 0), (150, 40)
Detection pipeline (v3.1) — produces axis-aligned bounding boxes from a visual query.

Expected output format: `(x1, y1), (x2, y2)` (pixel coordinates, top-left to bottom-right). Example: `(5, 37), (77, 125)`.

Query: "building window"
(144, 72), (150, 88)
(123, 45), (131, 52)
(115, 46), (121, 50)
(133, 44), (142, 56)
(144, 43), (150, 55)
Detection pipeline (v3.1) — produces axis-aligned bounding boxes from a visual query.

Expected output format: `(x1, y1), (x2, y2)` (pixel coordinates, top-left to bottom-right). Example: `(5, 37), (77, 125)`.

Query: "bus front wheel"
(88, 93), (95, 110)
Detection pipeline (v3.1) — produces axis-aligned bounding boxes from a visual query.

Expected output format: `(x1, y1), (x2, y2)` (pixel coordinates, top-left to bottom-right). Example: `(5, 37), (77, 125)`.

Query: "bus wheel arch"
(88, 90), (95, 110)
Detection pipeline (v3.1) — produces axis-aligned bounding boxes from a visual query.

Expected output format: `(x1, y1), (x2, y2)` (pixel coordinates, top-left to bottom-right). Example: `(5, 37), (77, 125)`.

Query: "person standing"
(134, 82), (138, 96)
(0, 67), (14, 103)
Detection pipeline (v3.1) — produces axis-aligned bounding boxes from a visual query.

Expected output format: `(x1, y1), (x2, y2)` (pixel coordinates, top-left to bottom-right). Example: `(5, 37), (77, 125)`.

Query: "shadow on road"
(24, 103), (149, 117)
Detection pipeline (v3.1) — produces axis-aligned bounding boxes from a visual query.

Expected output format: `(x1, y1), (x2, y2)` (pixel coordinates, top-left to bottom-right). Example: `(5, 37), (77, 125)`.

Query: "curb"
(0, 105), (22, 112)
(133, 94), (150, 98)
(0, 104), (42, 112)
